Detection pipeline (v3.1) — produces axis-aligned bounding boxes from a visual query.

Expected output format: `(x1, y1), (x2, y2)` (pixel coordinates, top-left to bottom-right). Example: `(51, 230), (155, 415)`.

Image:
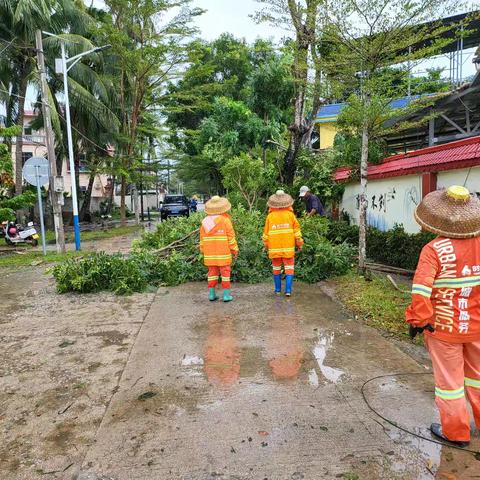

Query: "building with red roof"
(335, 136), (480, 233)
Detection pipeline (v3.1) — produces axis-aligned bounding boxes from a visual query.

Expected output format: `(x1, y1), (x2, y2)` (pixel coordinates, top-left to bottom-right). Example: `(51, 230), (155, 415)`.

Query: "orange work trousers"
(425, 335), (480, 441)
(207, 265), (231, 289)
(272, 257), (295, 276)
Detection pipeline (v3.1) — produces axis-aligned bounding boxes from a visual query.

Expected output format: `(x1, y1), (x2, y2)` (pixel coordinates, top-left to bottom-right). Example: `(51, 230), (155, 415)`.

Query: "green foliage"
(164, 36), (294, 194)
(327, 221), (435, 270)
(247, 54), (294, 124)
(0, 191), (36, 222)
(326, 220), (359, 245)
(367, 225), (435, 270)
(221, 152), (276, 211)
(332, 133), (386, 167)
(296, 216), (355, 281)
(53, 253), (148, 295)
(294, 148), (345, 205)
(54, 209), (356, 294)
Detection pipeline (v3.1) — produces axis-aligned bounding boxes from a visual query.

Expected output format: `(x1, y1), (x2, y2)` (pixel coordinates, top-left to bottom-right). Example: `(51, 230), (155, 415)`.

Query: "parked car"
(160, 195), (190, 221)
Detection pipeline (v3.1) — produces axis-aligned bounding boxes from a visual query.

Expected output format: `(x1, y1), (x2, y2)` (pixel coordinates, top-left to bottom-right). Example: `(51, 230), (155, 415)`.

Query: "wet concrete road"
(74, 283), (480, 480)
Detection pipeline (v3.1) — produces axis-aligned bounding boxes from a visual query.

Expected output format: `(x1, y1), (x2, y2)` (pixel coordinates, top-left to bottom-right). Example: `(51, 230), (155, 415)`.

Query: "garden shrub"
(367, 225), (435, 270)
(326, 220), (435, 270)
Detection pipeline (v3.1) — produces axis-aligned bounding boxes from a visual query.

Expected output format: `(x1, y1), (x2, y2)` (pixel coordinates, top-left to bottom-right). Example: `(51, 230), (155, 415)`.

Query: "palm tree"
(0, 0), (90, 194)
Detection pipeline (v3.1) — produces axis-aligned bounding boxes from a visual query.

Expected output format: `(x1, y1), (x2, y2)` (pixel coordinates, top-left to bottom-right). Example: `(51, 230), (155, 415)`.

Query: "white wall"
(437, 167), (480, 196)
(341, 174), (422, 233)
(114, 194), (160, 212)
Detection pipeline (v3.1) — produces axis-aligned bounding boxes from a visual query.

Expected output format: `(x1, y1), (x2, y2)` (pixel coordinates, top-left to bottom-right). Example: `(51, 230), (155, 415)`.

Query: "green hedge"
(326, 221), (435, 270)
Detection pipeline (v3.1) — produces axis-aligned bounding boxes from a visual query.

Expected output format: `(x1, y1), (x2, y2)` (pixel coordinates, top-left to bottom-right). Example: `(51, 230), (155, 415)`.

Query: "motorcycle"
(3, 221), (40, 246)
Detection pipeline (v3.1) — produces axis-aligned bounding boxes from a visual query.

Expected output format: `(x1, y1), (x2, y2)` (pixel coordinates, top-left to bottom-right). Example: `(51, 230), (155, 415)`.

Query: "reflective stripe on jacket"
(200, 214), (238, 266)
(406, 236), (480, 343)
(262, 207), (303, 259)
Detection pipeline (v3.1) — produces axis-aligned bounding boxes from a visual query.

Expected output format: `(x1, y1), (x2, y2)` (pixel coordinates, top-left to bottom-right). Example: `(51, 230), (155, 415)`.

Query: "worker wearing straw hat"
(263, 190), (304, 296)
(406, 185), (480, 447)
(200, 196), (238, 302)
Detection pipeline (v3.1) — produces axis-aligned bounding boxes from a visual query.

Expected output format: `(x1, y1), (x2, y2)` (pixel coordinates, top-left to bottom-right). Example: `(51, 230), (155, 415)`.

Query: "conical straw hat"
(415, 186), (480, 239)
(268, 190), (294, 208)
(205, 196), (232, 215)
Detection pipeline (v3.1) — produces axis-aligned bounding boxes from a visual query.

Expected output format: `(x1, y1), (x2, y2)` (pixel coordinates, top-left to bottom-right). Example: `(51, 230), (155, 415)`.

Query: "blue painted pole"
(73, 214), (81, 251)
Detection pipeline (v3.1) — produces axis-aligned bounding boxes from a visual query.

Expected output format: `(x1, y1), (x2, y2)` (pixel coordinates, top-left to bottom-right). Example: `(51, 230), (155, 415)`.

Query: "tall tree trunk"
(133, 185), (140, 225)
(358, 121), (369, 273)
(79, 172), (95, 222)
(15, 69), (28, 195)
(284, 128), (304, 185)
(282, 0), (320, 184)
(120, 175), (127, 224)
(108, 175), (116, 214)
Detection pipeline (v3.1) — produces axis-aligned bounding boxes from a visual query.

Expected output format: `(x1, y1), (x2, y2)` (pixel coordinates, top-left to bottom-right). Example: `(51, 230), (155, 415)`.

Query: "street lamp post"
(44, 32), (110, 251)
(60, 41), (81, 251)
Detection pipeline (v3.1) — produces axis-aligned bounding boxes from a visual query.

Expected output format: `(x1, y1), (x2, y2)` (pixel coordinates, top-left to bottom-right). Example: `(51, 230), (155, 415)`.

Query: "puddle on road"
(204, 315), (240, 387)
(183, 293), (349, 389)
(181, 355), (204, 366)
(308, 368), (319, 387)
(311, 332), (345, 384)
(266, 300), (304, 381)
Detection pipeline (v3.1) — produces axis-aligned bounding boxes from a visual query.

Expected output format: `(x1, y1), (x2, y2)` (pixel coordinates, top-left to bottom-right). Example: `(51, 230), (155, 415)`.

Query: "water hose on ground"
(361, 372), (480, 459)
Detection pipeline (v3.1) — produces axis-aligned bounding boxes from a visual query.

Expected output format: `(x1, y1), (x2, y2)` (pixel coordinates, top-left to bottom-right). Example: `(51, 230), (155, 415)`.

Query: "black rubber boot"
(430, 423), (470, 447)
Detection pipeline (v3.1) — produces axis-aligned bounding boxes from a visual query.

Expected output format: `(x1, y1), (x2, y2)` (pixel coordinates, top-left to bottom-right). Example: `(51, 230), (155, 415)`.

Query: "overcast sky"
(89, 0), (476, 78)
(191, 0), (283, 42)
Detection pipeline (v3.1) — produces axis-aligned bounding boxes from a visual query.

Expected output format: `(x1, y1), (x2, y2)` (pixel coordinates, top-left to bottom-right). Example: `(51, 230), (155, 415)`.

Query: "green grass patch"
(332, 272), (417, 342)
(0, 251), (80, 269)
(44, 225), (141, 244)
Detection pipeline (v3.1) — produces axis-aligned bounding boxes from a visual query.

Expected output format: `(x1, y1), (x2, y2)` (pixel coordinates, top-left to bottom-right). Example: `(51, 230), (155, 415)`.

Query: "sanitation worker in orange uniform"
(406, 186), (480, 447)
(263, 190), (304, 297)
(200, 196), (238, 302)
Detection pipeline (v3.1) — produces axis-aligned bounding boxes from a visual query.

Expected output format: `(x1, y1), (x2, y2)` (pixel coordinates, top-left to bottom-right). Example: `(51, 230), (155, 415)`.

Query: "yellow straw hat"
(267, 189), (294, 208)
(415, 186), (480, 238)
(205, 195), (232, 215)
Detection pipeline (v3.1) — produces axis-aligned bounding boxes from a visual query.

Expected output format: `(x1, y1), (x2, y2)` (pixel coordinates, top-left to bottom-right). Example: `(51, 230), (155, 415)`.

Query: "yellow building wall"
(318, 122), (338, 149)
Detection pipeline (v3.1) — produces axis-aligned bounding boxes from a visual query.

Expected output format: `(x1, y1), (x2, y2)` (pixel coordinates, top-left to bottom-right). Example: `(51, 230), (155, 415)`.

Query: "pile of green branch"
(53, 209), (356, 295)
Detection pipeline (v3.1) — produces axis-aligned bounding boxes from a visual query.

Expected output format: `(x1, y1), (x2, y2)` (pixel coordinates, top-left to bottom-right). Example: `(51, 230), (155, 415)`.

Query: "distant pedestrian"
(299, 186), (324, 217)
(406, 185), (480, 447)
(189, 197), (198, 213)
(200, 196), (238, 303)
(263, 190), (304, 297)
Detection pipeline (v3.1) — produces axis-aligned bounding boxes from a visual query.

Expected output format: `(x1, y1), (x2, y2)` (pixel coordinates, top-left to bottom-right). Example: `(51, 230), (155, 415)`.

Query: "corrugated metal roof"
(334, 136), (480, 181)
(315, 103), (345, 122)
(316, 96), (425, 123)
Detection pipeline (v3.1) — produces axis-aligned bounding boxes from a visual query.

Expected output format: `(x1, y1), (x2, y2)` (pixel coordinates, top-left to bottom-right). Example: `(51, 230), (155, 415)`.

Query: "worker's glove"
(409, 324), (435, 339)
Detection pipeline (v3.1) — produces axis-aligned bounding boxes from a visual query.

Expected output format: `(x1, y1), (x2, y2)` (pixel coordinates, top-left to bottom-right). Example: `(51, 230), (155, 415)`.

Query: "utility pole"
(35, 30), (66, 254)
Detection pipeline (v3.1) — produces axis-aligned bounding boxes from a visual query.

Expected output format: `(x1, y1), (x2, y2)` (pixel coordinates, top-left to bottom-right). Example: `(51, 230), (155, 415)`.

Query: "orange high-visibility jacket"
(200, 214), (239, 266)
(262, 207), (304, 259)
(406, 236), (480, 343)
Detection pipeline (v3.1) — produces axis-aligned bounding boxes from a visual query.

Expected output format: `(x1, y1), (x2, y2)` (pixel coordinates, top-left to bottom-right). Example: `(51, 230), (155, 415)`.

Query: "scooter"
(3, 221), (39, 246)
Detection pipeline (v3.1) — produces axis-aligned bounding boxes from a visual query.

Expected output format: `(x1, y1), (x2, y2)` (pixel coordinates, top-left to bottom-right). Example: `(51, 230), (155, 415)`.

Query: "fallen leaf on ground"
(137, 391), (157, 401)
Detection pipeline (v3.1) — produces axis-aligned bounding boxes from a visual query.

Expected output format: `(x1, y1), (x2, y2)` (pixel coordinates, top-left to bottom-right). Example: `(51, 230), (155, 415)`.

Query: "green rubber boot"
(209, 288), (219, 302)
(223, 289), (234, 302)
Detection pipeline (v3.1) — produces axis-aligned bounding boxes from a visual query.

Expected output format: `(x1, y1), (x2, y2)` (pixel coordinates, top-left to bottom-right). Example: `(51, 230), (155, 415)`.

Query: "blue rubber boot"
(285, 275), (294, 297)
(274, 275), (282, 294)
(209, 287), (219, 302)
(223, 289), (234, 302)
